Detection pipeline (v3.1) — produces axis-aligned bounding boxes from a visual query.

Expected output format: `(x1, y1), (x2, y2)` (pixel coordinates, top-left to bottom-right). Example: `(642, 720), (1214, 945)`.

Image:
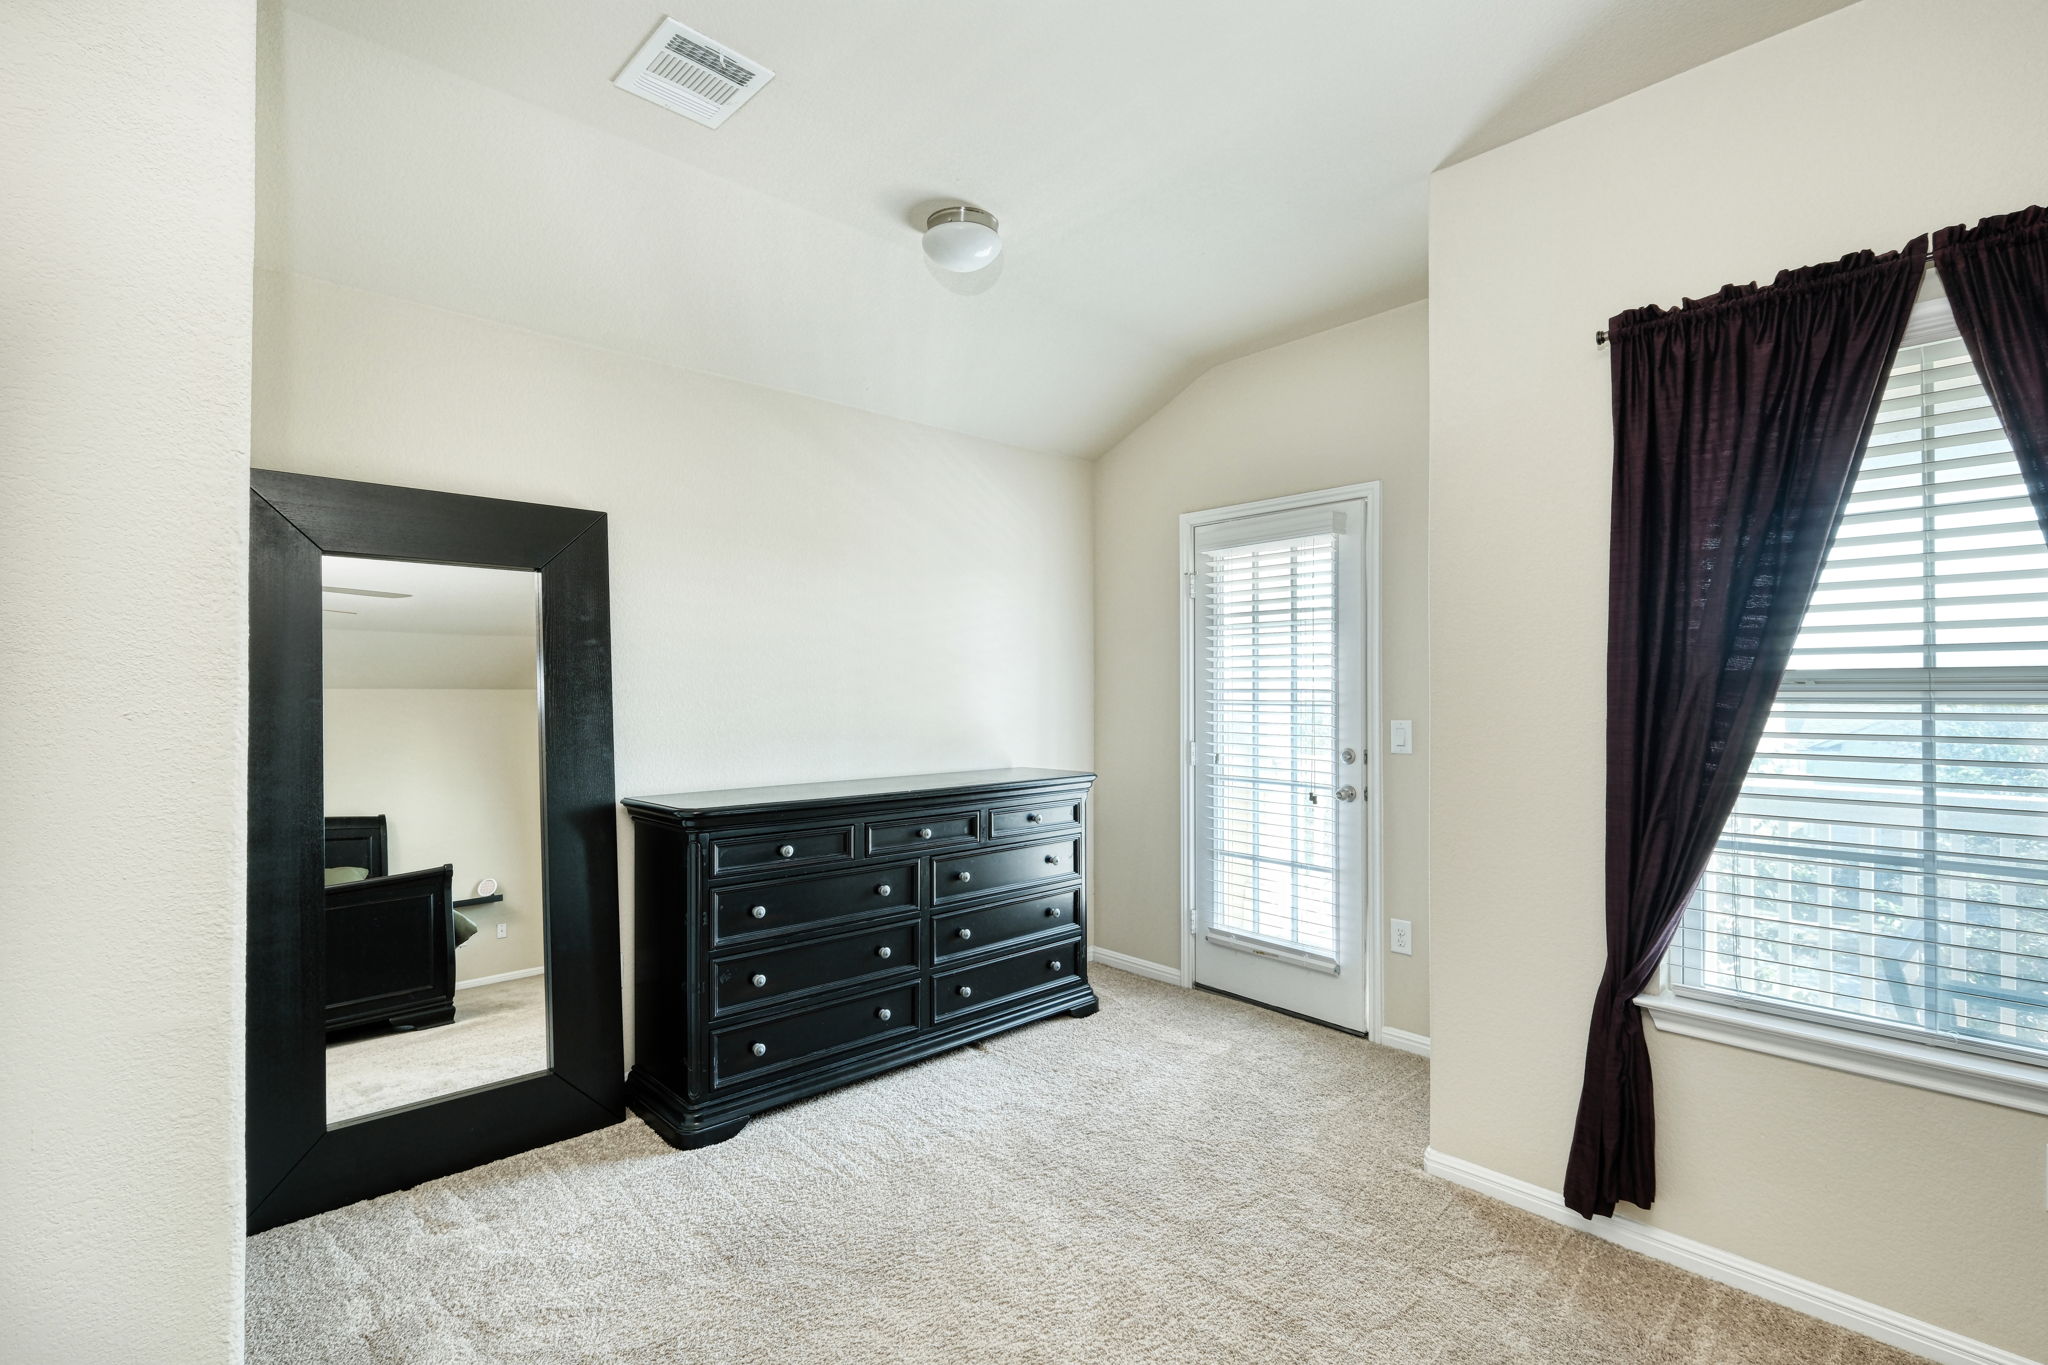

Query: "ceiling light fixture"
(922, 206), (1001, 273)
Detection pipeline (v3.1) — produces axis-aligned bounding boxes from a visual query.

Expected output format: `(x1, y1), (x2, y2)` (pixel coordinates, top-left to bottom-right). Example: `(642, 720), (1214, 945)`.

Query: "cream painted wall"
(1092, 303), (1431, 1036)
(0, 1), (252, 1360)
(325, 630), (537, 689)
(1428, 1), (2048, 1356)
(255, 269), (1095, 1060)
(325, 690), (546, 980)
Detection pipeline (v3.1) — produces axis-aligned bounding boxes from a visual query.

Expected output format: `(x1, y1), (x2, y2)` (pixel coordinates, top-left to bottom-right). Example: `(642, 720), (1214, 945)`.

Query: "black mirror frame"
(247, 469), (624, 1232)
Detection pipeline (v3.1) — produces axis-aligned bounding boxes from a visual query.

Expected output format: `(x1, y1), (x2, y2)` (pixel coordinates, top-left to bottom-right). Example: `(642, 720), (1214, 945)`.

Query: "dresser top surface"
(623, 767), (1095, 821)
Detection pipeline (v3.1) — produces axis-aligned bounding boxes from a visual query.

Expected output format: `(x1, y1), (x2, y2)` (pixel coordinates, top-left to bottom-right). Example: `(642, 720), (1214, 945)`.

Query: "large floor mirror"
(248, 470), (623, 1232)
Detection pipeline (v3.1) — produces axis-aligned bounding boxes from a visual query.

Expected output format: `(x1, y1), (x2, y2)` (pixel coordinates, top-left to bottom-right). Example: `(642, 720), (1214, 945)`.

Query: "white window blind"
(1198, 530), (1339, 957)
(1674, 295), (2048, 1064)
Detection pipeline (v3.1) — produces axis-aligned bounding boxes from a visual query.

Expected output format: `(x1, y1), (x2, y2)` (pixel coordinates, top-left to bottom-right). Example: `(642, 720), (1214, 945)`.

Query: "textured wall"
(1427, 1), (2048, 1356)
(254, 270), (1095, 1062)
(1091, 303), (1431, 1037)
(0, 1), (254, 1359)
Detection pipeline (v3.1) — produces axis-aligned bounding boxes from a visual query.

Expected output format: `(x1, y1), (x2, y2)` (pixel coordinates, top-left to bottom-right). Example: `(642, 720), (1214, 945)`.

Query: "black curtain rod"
(1596, 255), (1940, 346)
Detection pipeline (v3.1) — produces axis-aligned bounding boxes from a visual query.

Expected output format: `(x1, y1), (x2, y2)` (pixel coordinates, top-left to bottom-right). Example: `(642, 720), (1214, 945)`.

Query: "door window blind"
(1675, 302), (2048, 1063)
(1198, 531), (1339, 957)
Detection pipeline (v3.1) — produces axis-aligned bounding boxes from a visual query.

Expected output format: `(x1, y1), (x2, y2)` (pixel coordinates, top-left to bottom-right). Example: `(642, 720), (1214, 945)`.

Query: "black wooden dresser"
(622, 768), (1097, 1148)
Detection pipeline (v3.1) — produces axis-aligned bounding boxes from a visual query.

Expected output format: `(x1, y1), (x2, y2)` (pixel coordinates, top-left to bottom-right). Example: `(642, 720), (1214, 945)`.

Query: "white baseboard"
(1084, 947), (1433, 1062)
(1421, 1148), (2038, 1365)
(1087, 945), (1183, 985)
(1374, 1026), (1431, 1058)
(455, 965), (545, 991)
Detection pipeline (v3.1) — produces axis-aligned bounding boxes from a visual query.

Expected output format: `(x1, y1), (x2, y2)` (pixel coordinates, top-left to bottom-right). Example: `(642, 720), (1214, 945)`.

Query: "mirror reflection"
(320, 556), (547, 1124)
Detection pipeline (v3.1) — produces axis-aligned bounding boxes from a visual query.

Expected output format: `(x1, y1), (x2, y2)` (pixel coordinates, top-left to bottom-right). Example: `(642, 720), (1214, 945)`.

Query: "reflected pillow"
(323, 865), (370, 887)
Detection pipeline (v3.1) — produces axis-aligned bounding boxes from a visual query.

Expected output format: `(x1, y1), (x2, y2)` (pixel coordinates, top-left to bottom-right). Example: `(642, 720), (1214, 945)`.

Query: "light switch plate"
(497, 922), (509, 939)
(1391, 918), (1414, 955)
(1390, 719), (1414, 754)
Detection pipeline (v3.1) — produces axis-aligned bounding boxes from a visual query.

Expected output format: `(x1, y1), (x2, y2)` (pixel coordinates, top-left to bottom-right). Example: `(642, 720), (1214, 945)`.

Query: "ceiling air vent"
(613, 18), (773, 129)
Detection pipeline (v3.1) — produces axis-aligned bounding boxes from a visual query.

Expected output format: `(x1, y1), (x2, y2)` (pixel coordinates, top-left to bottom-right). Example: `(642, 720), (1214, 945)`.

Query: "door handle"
(1335, 785), (1359, 802)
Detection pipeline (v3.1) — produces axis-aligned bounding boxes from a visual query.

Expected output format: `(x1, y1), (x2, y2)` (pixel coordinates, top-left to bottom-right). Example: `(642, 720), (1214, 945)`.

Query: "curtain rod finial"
(1596, 330), (1610, 346)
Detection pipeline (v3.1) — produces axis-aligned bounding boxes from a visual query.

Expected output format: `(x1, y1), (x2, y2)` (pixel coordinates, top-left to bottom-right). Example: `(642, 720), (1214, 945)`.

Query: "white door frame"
(1178, 482), (1385, 1039)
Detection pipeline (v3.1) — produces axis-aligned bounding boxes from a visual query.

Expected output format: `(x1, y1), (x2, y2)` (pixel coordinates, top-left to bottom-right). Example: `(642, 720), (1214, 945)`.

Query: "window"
(1671, 291), (2048, 1067)
(1197, 524), (1341, 957)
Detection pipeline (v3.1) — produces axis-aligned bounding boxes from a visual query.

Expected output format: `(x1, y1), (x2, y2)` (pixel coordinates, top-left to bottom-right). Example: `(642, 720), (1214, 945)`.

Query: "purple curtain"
(1562, 241), (1927, 1220)
(1935, 206), (2048, 525)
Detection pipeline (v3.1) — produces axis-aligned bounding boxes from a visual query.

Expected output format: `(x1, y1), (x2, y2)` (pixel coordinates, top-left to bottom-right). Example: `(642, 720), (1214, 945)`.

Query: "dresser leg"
(631, 1094), (750, 1151)
(1067, 1000), (1100, 1019)
(669, 1117), (748, 1150)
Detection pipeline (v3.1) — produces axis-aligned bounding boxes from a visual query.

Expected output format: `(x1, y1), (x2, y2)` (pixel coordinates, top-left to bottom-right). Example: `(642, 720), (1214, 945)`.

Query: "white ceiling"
(267, 0), (1855, 455)
(321, 557), (539, 688)
(321, 556), (538, 636)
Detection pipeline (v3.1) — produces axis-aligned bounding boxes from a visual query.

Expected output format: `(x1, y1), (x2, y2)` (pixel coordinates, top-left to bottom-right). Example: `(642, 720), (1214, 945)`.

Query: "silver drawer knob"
(778, 844), (796, 858)
(917, 827), (933, 839)
(1026, 812), (1042, 823)
(875, 883), (892, 896)
(1045, 905), (1062, 917)
(955, 871), (971, 883)
(956, 927), (973, 940)
(750, 905), (768, 920)
(875, 945), (892, 959)
(1044, 853), (1061, 865)
(957, 985), (973, 998)
(750, 1042), (767, 1057)
(876, 1008), (892, 1022)
(750, 973), (767, 988)
(1049, 959), (1063, 972)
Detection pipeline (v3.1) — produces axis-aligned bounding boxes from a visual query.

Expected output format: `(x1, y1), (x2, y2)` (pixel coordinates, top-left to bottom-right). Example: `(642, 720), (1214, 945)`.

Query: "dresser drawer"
(713, 862), (917, 945)
(933, 838), (1078, 902)
(933, 889), (1079, 961)
(989, 799), (1083, 838)
(865, 810), (979, 855)
(711, 825), (854, 877)
(713, 982), (919, 1087)
(712, 918), (918, 1015)
(934, 934), (1083, 1019)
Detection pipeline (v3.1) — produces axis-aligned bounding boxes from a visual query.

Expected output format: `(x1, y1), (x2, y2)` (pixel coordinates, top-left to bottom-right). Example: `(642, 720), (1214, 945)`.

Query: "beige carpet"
(326, 974), (550, 1123)
(252, 968), (1924, 1364)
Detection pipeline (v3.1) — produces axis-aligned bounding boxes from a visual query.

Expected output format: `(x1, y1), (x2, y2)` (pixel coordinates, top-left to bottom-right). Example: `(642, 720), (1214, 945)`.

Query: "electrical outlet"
(1390, 719), (1414, 754)
(497, 922), (508, 939)
(1391, 918), (1414, 955)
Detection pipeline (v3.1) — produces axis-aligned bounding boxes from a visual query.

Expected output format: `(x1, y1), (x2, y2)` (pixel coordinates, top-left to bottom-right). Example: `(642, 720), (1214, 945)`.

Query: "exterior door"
(1184, 489), (1372, 1032)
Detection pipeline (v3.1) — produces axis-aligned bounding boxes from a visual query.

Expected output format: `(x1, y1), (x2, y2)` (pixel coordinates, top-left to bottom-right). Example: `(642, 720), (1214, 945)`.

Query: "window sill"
(1635, 990), (2048, 1117)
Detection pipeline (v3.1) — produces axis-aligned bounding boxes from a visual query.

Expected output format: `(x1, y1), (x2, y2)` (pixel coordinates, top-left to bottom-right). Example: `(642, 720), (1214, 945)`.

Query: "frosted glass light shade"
(923, 207), (1001, 273)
